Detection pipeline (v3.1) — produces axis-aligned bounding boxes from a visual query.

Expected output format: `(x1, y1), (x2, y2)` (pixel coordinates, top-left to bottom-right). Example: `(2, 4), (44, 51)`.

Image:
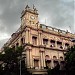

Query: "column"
(43, 52), (46, 68)
(29, 31), (32, 44)
(25, 30), (28, 43)
(30, 49), (33, 68)
(26, 49), (30, 68)
(19, 38), (21, 46)
(28, 28), (31, 44)
(39, 59), (40, 69)
(62, 40), (64, 49)
(51, 53), (54, 69)
(55, 41), (57, 48)
(38, 32), (41, 45)
(51, 59), (54, 69)
(28, 30), (29, 43)
(63, 42), (65, 50)
(40, 51), (43, 69)
(39, 58), (41, 69)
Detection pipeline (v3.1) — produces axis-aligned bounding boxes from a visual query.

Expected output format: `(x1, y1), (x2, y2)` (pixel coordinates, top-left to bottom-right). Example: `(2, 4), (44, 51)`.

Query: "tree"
(0, 46), (31, 75)
(47, 62), (60, 75)
(65, 46), (75, 75)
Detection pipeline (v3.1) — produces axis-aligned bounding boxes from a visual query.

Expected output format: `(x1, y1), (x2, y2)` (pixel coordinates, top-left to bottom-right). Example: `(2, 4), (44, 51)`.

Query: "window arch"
(53, 56), (57, 60)
(53, 56), (59, 68)
(45, 55), (51, 69)
(45, 55), (50, 60)
(60, 56), (63, 61)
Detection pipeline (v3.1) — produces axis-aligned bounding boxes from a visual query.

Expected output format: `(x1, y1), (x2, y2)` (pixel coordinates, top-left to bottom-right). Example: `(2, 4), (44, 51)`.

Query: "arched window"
(60, 56), (65, 70)
(53, 56), (57, 60)
(53, 56), (59, 68)
(45, 55), (50, 60)
(60, 56), (63, 61)
(45, 55), (51, 69)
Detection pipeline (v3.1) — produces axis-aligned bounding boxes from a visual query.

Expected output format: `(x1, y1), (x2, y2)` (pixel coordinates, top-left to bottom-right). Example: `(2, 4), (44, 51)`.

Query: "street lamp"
(18, 56), (22, 75)
(20, 58), (21, 75)
(19, 54), (25, 75)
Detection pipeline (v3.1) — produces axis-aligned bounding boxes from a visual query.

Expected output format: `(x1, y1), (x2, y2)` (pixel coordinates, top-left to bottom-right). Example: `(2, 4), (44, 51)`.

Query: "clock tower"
(21, 5), (39, 28)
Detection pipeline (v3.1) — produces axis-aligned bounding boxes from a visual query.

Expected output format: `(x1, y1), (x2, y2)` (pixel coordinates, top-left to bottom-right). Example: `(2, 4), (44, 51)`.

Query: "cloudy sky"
(0, 0), (75, 48)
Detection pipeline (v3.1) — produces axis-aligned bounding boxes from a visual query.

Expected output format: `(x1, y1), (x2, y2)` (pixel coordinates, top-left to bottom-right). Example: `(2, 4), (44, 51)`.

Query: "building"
(2, 5), (75, 75)
(0, 49), (1, 52)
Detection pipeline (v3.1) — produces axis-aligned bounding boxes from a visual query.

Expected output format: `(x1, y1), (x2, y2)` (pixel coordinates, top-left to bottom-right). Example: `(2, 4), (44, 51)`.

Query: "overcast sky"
(0, 0), (75, 48)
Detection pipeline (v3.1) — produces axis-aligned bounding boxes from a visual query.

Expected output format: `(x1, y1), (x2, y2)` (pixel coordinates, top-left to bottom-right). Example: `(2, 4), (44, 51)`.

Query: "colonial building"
(2, 5), (75, 75)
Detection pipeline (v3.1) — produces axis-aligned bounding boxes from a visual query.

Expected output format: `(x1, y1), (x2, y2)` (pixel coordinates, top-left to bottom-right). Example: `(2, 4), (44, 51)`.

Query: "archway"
(45, 55), (51, 69)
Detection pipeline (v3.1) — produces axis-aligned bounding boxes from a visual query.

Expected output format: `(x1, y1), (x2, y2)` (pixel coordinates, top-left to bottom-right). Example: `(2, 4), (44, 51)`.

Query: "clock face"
(30, 15), (35, 20)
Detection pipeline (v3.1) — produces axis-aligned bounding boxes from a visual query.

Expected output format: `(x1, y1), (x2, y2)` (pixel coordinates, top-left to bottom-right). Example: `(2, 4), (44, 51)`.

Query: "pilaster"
(40, 48), (45, 69)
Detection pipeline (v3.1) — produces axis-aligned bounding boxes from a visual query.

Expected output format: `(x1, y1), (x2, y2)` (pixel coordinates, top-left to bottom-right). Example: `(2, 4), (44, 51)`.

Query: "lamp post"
(20, 59), (21, 75)
(18, 56), (22, 75)
(19, 53), (25, 75)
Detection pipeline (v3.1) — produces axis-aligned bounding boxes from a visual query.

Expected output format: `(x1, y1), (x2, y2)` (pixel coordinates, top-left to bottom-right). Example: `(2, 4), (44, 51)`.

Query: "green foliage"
(0, 46), (31, 75)
(47, 62), (60, 75)
(65, 46), (75, 75)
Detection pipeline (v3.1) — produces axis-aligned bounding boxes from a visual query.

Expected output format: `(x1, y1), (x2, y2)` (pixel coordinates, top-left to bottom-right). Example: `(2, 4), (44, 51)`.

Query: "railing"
(40, 24), (75, 38)
(2, 24), (75, 48)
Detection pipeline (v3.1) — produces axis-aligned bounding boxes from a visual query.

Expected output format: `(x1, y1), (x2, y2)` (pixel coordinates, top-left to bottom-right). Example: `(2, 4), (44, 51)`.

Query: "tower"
(21, 5), (39, 28)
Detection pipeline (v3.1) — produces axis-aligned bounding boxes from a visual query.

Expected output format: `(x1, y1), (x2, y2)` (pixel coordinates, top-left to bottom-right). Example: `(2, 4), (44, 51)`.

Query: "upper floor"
(2, 25), (74, 51)
(1, 5), (75, 51)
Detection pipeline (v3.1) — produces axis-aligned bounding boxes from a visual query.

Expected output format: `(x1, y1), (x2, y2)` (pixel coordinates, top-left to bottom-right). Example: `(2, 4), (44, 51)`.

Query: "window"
(53, 56), (59, 68)
(32, 36), (37, 45)
(43, 39), (48, 45)
(65, 43), (69, 49)
(60, 57), (65, 70)
(21, 38), (25, 45)
(57, 41), (63, 49)
(60, 56), (63, 61)
(53, 56), (57, 60)
(45, 55), (51, 69)
(50, 40), (55, 47)
(34, 59), (39, 69)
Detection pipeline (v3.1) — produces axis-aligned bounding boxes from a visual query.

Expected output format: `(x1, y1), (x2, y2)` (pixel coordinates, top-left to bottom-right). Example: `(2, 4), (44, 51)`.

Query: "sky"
(0, 0), (75, 48)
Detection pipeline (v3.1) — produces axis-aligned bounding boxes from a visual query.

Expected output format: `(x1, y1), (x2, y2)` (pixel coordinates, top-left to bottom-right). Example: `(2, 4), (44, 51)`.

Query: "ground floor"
(23, 45), (65, 74)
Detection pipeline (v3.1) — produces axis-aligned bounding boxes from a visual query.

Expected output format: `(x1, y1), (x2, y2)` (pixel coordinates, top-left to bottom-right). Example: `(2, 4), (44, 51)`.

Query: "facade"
(2, 5), (75, 75)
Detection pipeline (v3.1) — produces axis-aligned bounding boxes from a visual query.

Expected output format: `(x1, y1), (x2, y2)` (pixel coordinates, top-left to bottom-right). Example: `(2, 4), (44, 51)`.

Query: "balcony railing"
(40, 24), (75, 38)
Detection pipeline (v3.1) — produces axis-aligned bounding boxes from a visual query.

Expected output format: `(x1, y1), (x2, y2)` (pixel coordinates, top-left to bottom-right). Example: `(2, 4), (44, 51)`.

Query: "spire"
(33, 4), (35, 9)
(25, 5), (30, 10)
(33, 4), (38, 13)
